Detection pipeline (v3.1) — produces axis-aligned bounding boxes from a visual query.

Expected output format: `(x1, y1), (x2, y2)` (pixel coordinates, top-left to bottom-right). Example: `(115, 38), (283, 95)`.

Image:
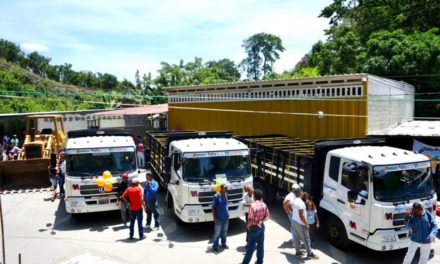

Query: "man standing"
(243, 185), (254, 246)
(136, 140), (145, 168)
(241, 189), (270, 264)
(122, 178), (145, 240)
(117, 173), (130, 226)
(10, 134), (19, 147)
(403, 202), (438, 264)
(283, 183), (300, 245)
(291, 188), (318, 259)
(143, 172), (160, 229)
(211, 182), (230, 254)
(58, 152), (66, 197)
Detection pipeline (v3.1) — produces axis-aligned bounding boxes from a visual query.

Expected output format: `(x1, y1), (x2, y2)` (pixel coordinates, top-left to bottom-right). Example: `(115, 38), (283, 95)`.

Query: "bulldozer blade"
(0, 159), (51, 190)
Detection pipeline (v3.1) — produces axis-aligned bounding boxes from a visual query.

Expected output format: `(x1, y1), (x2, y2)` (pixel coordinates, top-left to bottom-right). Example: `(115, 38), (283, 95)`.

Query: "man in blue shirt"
(403, 202), (438, 264)
(211, 182), (230, 254)
(143, 172), (160, 229)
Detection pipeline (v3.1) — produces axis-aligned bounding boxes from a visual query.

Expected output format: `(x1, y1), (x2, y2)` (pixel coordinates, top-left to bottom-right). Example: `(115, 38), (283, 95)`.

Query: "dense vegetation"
(293, 0), (440, 117)
(1, 0), (439, 116)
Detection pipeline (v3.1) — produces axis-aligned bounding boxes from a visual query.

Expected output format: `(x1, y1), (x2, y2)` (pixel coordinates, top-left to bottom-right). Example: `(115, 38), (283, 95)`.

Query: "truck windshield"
(182, 155), (250, 182)
(373, 162), (434, 202)
(67, 152), (136, 177)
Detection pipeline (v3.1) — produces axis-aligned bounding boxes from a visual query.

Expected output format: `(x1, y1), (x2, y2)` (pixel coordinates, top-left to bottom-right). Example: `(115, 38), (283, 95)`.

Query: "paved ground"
(2, 191), (440, 264)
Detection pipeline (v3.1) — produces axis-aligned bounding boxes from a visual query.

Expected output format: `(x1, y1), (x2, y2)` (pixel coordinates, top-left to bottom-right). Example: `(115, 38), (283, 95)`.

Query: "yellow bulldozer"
(0, 115), (66, 190)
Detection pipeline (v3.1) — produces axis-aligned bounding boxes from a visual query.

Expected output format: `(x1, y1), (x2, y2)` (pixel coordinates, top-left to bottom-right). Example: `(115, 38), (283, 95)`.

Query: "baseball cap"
(292, 183), (300, 190)
(121, 172), (129, 178)
(132, 178), (139, 184)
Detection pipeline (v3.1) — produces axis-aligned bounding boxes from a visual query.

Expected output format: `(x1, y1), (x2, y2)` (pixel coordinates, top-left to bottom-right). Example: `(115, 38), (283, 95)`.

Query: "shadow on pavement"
(50, 198), (122, 232)
(158, 193), (247, 243)
(268, 201), (411, 264)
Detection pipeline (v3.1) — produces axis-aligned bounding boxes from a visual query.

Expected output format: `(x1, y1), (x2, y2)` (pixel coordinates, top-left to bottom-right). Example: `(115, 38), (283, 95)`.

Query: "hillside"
(0, 59), (133, 113)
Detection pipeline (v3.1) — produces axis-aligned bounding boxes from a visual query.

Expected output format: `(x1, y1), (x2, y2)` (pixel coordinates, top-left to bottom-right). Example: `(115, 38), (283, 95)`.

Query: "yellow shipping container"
(166, 74), (414, 140)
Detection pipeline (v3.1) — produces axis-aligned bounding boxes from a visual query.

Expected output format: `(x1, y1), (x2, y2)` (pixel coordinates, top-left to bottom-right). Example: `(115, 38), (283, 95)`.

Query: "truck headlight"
(381, 235), (396, 243)
(70, 201), (82, 207)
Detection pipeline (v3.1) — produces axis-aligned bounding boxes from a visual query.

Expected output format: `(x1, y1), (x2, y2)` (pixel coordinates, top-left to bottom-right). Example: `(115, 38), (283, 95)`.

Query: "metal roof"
(329, 146), (429, 166)
(369, 121), (440, 137)
(171, 138), (248, 153)
(93, 104), (168, 116)
(67, 135), (135, 149)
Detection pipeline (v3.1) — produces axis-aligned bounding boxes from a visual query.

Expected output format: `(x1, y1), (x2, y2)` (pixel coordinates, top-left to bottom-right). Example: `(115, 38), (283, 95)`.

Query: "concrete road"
(2, 191), (440, 264)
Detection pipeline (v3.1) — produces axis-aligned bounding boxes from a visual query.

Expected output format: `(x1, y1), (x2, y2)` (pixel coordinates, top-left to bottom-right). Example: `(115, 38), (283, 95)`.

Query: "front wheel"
(326, 215), (351, 250)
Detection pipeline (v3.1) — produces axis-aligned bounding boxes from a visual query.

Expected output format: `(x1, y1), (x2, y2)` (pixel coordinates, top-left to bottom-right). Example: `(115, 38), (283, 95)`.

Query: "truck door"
(169, 152), (182, 209)
(338, 159), (371, 243)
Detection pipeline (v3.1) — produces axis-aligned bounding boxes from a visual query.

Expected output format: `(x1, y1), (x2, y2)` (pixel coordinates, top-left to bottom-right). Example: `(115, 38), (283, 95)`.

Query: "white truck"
(237, 136), (437, 251)
(145, 131), (253, 223)
(64, 130), (146, 214)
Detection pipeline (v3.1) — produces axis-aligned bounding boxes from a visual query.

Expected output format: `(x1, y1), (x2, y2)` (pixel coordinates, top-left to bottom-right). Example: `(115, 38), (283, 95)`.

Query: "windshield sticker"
(183, 150), (248, 158)
(379, 161), (431, 172)
(66, 147), (134, 155)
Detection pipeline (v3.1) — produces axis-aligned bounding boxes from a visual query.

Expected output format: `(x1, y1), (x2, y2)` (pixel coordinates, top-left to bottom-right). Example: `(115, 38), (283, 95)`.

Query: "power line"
(1, 89), (440, 102)
(0, 94), (142, 107)
(169, 105), (440, 120)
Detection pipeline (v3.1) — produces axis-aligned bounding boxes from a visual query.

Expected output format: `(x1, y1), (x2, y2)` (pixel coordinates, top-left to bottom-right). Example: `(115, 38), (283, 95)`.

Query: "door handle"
(337, 199), (346, 204)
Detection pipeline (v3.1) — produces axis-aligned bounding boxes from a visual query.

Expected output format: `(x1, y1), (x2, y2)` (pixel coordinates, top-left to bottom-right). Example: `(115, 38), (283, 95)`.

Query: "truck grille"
(80, 183), (119, 195)
(393, 213), (406, 226)
(198, 189), (243, 203)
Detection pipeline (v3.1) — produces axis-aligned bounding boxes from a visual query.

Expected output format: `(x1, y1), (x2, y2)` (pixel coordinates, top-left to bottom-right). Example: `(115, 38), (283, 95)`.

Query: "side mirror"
(173, 180), (180, 185)
(164, 156), (171, 179)
(347, 190), (358, 202)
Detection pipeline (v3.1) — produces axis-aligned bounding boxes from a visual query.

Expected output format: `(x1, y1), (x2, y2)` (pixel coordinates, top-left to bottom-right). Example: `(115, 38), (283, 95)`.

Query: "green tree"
(27, 51), (51, 76)
(240, 33), (285, 80)
(0, 39), (22, 63)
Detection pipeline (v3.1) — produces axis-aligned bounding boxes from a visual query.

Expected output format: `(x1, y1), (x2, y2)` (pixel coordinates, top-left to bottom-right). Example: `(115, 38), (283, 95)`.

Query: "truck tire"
(326, 215), (351, 250)
(253, 180), (268, 204)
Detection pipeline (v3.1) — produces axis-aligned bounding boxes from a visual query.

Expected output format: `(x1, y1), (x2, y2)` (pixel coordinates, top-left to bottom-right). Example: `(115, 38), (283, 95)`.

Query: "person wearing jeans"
(122, 178), (145, 240)
(291, 188), (318, 259)
(211, 182), (230, 253)
(143, 172), (160, 229)
(282, 183), (300, 245)
(403, 202), (438, 264)
(242, 189), (270, 264)
(117, 173), (130, 226)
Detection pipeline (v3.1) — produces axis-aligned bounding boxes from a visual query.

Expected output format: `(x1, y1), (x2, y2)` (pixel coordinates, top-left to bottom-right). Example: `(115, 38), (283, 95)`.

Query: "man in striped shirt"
(403, 202), (438, 264)
(241, 189), (270, 264)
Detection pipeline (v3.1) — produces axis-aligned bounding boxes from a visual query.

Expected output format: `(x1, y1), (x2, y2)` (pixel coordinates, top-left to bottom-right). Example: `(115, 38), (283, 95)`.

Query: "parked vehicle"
(145, 131), (253, 223)
(236, 135), (437, 251)
(64, 130), (146, 214)
(0, 114), (66, 189)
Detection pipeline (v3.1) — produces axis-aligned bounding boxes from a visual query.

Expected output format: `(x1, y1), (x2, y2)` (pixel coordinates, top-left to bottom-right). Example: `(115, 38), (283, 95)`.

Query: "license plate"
(98, 198), (109, 205)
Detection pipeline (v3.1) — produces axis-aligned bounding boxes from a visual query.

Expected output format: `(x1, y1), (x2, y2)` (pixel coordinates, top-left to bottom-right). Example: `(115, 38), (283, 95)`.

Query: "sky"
(0, 0), (332, 81)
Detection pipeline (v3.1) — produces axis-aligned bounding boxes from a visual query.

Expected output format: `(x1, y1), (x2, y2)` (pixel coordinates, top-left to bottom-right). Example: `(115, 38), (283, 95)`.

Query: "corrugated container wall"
(166, 74), (414, 140)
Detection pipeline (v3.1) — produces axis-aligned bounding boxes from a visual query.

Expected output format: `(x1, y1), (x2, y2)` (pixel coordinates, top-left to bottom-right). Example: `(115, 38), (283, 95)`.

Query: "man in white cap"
(122, 178), (145, 240)
(283, 183), (301, 247)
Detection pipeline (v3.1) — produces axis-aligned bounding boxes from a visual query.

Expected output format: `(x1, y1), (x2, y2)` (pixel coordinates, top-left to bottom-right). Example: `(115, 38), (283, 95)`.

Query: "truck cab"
(320, 146), (436, 251)
(166, 137), (253, 223)
(64, 130), (146, 214)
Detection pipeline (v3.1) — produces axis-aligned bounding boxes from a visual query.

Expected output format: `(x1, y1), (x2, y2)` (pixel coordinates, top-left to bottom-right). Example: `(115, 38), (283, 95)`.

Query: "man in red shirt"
(122, 178), (145, 240)
(241, 189), (270, 264)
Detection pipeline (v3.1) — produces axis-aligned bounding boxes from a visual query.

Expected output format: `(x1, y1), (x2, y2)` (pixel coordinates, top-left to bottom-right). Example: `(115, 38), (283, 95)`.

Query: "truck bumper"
(176, 204), (244, 223)
(365, 229), (410, 251)
(65, 196), (119, 214)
